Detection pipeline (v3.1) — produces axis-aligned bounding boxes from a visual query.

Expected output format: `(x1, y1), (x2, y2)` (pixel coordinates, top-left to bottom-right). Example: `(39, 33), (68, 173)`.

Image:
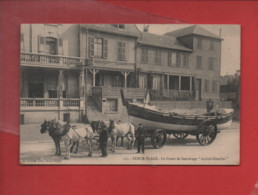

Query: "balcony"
(92, 86), (145, 99)
(20, 98), (81, 110)
(87, 58), (135, 71)
(20, 52), (86, 68)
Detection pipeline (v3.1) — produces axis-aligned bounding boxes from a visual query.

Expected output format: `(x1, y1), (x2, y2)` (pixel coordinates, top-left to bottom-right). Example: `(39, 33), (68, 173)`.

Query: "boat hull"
(129, 115), (197, 131)
(126, 104), (233, 132)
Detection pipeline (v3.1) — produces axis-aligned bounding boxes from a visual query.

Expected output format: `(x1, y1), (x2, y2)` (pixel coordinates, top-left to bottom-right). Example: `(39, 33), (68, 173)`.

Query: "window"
(38, 36), (63, 55)
(62, 91), (67, 98)
(106, 99), (118, 112)
(181, 77), (190, 90)
(141, 48), (148, 64)
(48, 90), (57, 98)
(152, 75), (161, 90)
(45, 37), (57, 55)
(113, 24), (125, 29)
(168, 52), (178, 67)
(210, 40), (215, 50)
(204, 79), (210, 93)
(139, 73), (147, 89)
(169, 76), (179, 90)
(181, 53), (189, 67)
(94, 38), (103, 58)
(197, 38), (202, 49)
(197, 56), (202, 69)
(20, 33), (24, 52)
(154, 50), (161, 65)
(89, 37), (108, 58)
(118, 41), (126, 61)
(212, 80), (217, 93)
(209, 57), (216, 70)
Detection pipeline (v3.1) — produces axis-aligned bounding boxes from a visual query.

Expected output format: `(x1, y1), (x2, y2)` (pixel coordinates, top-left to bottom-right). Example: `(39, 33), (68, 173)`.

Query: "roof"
(138, 32), (192, 52)
(164, 25), (223, 40)
(81, 24), (140, 37)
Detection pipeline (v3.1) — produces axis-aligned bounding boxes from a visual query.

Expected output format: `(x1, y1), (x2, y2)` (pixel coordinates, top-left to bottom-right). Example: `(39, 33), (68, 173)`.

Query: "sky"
(136, 24), (241, 76)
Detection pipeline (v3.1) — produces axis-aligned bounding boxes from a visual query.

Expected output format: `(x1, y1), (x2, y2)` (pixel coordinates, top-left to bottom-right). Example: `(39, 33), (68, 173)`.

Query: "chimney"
(143, 25), (149, 32)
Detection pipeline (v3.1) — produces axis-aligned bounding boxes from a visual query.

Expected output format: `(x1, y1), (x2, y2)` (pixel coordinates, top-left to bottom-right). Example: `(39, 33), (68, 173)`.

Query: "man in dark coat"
(136, 124), (147, 154)
(99, 126), (108, 157)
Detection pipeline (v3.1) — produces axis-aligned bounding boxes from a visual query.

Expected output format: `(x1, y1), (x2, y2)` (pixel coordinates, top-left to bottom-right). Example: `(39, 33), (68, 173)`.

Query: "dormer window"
(197, 38), (202, 49)
(113, 24), (125, 29)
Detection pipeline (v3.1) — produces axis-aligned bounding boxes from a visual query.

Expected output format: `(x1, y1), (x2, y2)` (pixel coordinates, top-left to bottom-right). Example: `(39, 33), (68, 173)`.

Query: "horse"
(115, 120), (124, 147)
(41, 119), (94, 159)
(105, 120), (135, 153)
(40, 120), (79, 155)
(40, 120), (62, 156)
(90, 120), (102, 134)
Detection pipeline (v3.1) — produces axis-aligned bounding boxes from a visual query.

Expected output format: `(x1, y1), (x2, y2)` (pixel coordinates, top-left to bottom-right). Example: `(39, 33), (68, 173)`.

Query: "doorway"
(45, 37), (57, 55)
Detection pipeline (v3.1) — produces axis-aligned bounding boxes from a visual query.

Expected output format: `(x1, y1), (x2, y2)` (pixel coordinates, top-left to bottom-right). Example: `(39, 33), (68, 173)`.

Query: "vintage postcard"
(20, 24), (240, 165)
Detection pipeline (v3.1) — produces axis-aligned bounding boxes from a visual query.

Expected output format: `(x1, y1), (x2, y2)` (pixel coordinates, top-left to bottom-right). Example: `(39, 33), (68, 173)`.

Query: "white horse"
(106, 120), (135, 153)
(49, 120), (94, 159)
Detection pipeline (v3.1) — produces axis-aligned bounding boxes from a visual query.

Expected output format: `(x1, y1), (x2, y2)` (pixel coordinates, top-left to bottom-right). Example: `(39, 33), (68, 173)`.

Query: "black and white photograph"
(20, 24), (240, 165)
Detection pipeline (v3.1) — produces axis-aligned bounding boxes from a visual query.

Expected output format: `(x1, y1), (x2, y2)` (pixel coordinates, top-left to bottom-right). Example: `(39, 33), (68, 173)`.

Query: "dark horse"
(41, 119), (94, 159)
(40, 120), (79, 156)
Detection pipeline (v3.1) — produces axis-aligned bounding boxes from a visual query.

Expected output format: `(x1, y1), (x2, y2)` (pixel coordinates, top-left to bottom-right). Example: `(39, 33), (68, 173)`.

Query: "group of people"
(98, 123), (147, 157)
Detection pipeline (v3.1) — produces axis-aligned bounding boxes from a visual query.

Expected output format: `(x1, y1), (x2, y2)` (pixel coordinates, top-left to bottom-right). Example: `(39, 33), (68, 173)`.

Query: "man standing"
(99, 127), (108, 157)
(136, 123), (147, 154)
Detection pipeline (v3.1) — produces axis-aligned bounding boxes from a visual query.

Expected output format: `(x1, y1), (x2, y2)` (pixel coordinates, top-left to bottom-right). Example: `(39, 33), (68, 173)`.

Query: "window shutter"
(88, 37), (94, 57)
(58, 39), (63, 55)
(103, 39), (108, 59)
(38, 36), (45, 53)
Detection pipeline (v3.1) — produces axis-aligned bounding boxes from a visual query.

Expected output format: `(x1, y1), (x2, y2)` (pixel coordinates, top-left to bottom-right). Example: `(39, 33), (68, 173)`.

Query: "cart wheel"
(173, 132), (189, 139)
(196, 120), (217, 146)
(151, 129), (167, 149)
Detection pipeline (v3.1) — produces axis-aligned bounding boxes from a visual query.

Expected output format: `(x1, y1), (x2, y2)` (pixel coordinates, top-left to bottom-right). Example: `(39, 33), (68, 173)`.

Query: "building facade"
(20, 24), (222, 124)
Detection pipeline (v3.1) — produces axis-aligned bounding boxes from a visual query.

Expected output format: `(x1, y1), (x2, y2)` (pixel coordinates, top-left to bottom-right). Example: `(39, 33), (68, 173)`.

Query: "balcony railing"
(87, 58), (135, 70)
(20, 98), (59, 107)
(20, 52), (86, 67)
(63, 99), (80, 107)
(20, 98), (80, 108)
(152, 89), (194, 101)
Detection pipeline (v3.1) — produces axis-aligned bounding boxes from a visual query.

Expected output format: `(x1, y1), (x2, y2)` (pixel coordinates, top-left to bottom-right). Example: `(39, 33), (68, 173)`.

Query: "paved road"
(20, 122), (240, 165)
